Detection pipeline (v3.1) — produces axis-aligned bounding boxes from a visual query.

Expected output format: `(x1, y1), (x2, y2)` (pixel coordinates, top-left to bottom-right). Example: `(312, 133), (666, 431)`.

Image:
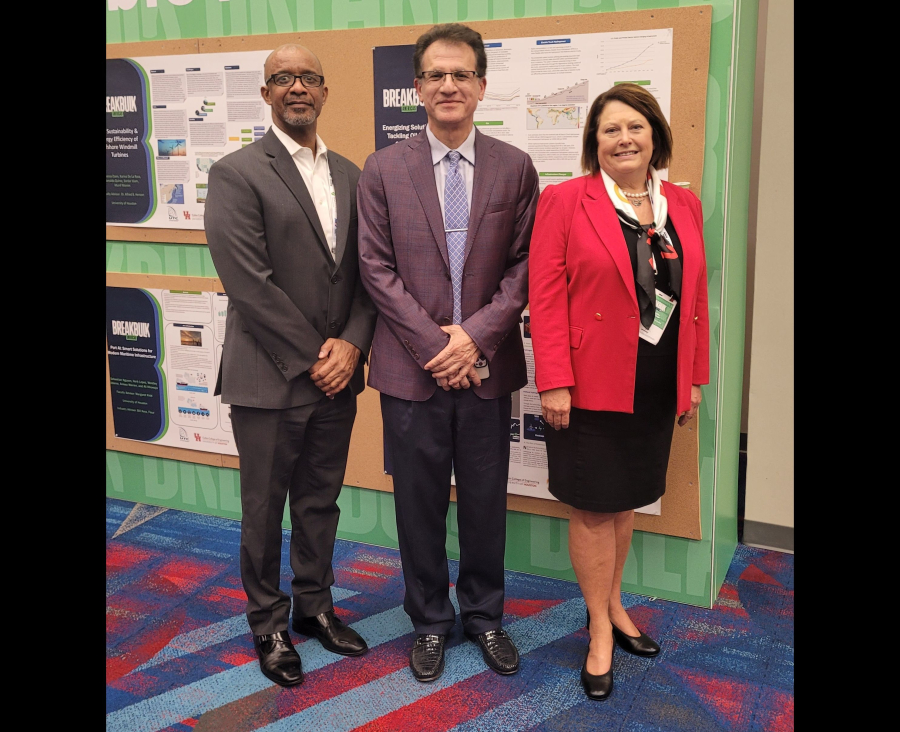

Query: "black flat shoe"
(293, 609), (368, 656)
(410, 634), (446, 682)
(580, 641), (613, 701)
(254, 631), (304, 687)
(612, 624), (661, 657)
(465, 628), (520, 675)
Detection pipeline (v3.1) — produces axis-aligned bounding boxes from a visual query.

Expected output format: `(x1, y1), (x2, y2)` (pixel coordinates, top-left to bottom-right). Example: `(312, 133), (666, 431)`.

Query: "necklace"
(621, 187), (650, 207)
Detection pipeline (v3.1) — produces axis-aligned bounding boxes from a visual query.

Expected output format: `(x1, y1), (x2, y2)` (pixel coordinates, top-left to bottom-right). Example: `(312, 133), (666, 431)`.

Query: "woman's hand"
(541, 387), (572, 430)
(678, 385), (702, 426)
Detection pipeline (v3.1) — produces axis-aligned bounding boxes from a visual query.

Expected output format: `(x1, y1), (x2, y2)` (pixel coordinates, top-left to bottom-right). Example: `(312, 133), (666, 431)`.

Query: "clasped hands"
(308, 338), (360, 398)
(424, 325), (482, 391)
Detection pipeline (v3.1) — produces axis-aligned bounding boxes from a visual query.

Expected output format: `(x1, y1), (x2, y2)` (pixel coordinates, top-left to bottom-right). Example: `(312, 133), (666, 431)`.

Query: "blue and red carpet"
(106, 498), (793, 731)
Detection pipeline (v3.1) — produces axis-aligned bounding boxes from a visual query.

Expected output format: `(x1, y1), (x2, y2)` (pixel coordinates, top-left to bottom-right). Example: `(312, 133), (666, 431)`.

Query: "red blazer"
(529, 173), (710, 414)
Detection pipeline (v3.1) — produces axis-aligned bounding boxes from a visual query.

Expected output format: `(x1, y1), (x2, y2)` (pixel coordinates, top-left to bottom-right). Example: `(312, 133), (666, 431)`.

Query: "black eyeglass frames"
(417, 70), (480, 84)
(266, 73), (325, 88)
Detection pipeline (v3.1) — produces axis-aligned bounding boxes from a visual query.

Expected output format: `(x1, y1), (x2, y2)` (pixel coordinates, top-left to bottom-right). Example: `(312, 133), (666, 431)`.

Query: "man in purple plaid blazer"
(357, 23), (539, 683)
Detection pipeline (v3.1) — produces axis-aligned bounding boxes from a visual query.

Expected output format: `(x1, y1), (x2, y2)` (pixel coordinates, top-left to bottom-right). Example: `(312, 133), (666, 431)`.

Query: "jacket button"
(594, 313), (602, 320)
(281, 366), (287, 372)
(331, 275), (340, 284)
(329, 321), (338, 329)
(404, 339), (410, 345)
(442, 316), (451, 324)
(694, 315), (699, 321)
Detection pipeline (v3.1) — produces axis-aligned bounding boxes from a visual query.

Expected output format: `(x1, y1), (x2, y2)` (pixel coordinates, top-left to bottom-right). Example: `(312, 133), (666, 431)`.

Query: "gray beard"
(281, 108), (316, 127)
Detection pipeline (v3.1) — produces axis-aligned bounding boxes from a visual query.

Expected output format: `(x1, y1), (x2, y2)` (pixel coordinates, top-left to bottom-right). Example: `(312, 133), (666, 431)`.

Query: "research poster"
(106, 50), (273, 230)
(107, 287), (236, 456)
(372, 28), (673, 192)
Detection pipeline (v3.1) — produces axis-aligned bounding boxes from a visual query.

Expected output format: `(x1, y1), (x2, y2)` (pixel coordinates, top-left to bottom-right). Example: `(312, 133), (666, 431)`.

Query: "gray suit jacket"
(357, 128), (539, 401)
(205, 128), (376, 409)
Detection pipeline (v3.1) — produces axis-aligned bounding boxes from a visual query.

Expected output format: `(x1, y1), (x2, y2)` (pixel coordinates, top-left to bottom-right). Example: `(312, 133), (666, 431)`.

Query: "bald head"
(264, 44), (323, 78)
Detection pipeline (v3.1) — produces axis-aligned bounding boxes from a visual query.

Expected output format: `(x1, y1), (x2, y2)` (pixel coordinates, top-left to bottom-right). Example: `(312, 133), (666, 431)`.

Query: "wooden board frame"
(106, 6), (711, 539)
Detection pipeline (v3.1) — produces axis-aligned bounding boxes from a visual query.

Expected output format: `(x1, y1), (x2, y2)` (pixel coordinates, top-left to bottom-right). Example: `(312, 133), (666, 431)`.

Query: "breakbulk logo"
(111, 320), (151, 339)
(383, 88), (420, 111)
(106, 96), (137, 117)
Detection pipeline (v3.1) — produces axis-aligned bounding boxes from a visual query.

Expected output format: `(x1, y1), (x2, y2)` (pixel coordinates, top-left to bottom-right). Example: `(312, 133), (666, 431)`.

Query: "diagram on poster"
(106, 50), (272, 230)
(107, 287), (237, 456)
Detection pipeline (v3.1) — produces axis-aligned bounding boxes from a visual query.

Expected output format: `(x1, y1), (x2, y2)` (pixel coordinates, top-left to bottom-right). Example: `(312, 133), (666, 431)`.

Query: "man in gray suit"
(357, 24), (539, 683)
(205, 44), (376, 687)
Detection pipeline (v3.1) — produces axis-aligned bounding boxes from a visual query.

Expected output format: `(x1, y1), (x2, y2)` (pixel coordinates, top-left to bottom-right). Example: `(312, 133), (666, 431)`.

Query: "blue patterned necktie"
(444, 150), (469, 324)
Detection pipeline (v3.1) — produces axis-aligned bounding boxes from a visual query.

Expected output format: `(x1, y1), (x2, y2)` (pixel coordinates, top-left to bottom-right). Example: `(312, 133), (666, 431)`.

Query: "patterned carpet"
(106, 498), (793, 731)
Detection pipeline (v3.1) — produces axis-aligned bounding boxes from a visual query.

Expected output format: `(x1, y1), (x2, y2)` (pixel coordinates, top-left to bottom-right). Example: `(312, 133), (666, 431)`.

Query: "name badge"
(639, 289), (677, 345)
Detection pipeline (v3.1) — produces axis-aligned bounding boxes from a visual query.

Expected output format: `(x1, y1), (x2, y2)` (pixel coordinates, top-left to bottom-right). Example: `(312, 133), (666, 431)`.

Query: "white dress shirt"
(425, 125), (476, 219)
(270, 125), (337, 259)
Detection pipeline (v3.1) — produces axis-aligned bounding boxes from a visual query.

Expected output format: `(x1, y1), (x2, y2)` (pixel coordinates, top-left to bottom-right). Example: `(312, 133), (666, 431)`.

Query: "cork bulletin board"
(106, 6), (711, 539)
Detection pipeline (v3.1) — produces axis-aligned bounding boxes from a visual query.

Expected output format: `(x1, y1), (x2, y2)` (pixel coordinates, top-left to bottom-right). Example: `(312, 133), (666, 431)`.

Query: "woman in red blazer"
(529, 84), (710, 702)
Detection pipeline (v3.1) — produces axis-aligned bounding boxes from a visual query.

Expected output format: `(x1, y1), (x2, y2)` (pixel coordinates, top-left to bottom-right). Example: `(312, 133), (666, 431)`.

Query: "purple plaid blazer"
(357, 129), (539, 401)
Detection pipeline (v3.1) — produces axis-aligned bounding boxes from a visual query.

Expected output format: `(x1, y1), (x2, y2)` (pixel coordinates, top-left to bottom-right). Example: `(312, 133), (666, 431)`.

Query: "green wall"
(106, 0), (756, 607)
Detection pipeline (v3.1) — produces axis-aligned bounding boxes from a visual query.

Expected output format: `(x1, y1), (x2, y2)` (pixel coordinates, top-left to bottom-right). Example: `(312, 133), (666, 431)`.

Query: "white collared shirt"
(425, 126), (476, 220)
(270, 125), (337, 259)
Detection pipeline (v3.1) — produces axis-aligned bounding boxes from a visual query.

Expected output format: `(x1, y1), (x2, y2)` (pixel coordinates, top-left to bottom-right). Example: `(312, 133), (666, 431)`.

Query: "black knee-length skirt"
(544, 321), (679, 513)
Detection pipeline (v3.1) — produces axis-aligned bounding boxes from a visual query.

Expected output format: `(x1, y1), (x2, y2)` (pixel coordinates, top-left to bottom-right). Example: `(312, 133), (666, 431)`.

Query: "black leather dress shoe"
(254, 631), (304, 687)
(580, 643), (614, 701)
(612, 624), (661, 657)
(465, 628), (520, 675)
(410, 634), (446, 682)
(293, 610), (368, 656)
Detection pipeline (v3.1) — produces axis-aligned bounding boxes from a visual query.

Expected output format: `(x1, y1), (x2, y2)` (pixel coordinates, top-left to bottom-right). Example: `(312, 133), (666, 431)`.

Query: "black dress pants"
(381, 388), (512, 636)
(230, 389), (357, 635)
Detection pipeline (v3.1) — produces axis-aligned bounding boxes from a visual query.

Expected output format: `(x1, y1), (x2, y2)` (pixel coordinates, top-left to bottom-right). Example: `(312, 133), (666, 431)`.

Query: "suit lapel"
(663, 184), (700, 296)
(465, 130), (499, 261)
(582, 174), (638, 303)
(406, 132), (450, 270)
(263, 130), (331, 262)
(328, 151), (350, 270)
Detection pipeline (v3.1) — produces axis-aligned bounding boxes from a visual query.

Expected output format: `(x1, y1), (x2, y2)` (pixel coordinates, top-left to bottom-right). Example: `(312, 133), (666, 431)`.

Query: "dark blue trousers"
(381, 388), (512, 636)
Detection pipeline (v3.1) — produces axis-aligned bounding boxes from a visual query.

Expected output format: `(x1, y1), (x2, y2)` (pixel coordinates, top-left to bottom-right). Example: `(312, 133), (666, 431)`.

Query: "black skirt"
(544, 216), (683, 513)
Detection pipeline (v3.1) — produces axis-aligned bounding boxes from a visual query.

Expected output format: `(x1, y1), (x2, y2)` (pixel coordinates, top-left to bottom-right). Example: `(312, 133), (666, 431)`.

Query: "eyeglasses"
(417, 70), (480, 84)
(266, 73), (325, 88)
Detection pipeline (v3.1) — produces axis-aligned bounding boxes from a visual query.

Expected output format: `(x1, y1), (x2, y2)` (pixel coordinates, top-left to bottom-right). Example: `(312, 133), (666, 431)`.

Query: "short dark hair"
(581, 84), (673, 175)
(413, 23), (487, 78)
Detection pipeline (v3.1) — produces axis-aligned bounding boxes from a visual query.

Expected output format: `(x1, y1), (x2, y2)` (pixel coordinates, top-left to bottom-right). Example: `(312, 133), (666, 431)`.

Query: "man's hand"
(540, 387), (571, 430)
(308, 338), (361, 398)
(424, 325), (481, 388)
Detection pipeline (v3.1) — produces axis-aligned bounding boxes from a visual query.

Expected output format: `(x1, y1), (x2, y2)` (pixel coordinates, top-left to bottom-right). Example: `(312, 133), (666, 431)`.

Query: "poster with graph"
(106, 286), (237, 456)
(475, 29), (673, 191)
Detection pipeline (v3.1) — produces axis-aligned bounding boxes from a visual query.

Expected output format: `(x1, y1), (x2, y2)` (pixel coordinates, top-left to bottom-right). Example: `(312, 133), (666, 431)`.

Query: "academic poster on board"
(106, 286), (237, 456)
(106, 50), (273, 230)
(373, 28), (673, 191)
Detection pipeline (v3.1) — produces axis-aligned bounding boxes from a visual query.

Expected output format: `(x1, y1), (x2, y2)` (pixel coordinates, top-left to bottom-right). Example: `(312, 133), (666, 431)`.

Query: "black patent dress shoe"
(293, 609), (368, 656)
(580, 643), (614, 701)
(410, 634), (446, 682)
(612, 624), (661, 657)
(465, 628), (520, 675)
(254, 630), (304, 687)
